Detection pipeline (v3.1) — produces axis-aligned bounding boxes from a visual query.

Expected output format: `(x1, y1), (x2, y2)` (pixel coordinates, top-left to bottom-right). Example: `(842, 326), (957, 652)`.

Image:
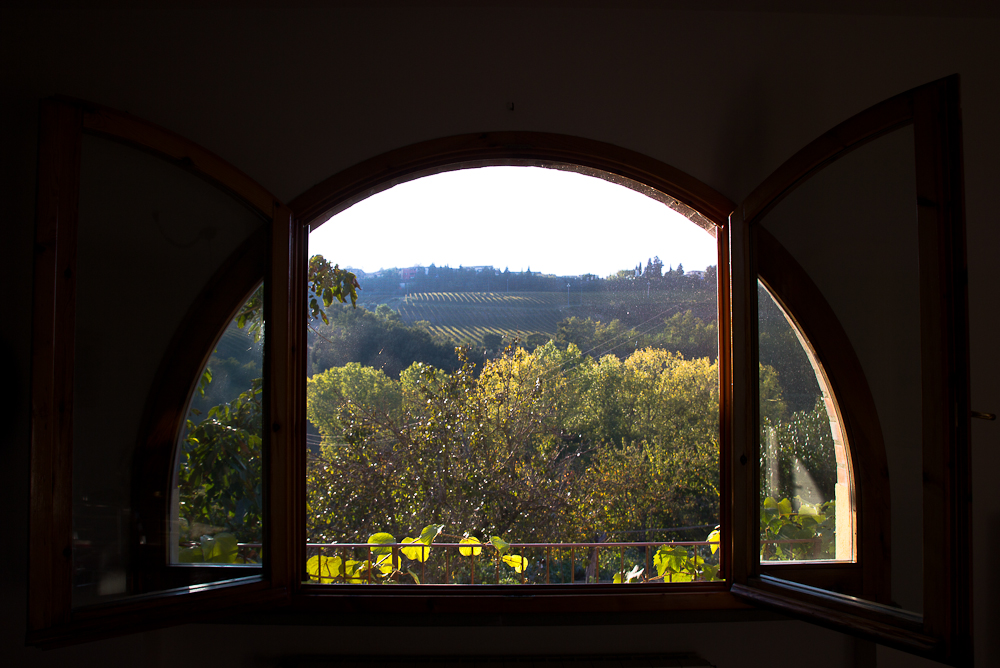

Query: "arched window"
(29, 77), (971, 663)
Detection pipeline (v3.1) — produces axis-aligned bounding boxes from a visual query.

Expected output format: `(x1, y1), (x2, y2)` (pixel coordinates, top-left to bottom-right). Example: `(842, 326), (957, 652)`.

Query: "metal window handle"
(971, 410), (996, 420)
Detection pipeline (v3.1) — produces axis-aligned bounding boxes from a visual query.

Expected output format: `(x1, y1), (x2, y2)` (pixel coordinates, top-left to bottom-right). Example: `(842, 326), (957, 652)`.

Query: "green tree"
(177, 377), (263, 544)
(307, 345), (583, 544)
(652, 310), (718, 361)
(307, 362), (403, 441)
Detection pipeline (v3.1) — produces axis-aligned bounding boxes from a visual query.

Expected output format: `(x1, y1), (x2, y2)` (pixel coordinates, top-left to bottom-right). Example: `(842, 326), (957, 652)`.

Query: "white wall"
(2, 5), (997, 666)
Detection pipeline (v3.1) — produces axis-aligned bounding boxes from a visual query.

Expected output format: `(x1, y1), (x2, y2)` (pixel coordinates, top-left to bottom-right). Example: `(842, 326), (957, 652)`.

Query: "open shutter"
(729, 76), (971, 664)
(28, 98), (291, 645)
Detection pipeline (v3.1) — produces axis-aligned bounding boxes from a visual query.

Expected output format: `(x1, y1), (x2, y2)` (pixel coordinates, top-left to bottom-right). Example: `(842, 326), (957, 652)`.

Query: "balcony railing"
(300, 539), (723, 585)
(211, 536), (825, 579)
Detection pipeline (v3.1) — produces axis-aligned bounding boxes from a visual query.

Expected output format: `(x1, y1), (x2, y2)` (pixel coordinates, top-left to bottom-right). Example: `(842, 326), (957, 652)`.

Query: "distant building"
(400, 266), (426, 281)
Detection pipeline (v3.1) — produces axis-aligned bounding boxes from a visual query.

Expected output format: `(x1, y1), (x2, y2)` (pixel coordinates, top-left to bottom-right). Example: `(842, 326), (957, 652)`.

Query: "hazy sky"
(309, 166), (717, 278)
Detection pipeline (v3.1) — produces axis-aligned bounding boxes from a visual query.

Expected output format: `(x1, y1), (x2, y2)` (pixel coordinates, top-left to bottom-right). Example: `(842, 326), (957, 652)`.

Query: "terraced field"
(397, 291), (567, 346)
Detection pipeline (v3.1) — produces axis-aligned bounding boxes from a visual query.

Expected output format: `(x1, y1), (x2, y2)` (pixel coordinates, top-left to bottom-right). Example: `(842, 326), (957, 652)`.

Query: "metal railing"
(225, 537), (826, 579)
(302, 539), (722, 585)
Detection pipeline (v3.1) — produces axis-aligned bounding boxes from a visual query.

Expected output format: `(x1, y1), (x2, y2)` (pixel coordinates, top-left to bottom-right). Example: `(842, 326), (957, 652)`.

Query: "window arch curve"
(136, 131), (886, 594)
(281, 132), (880, 590)
(34, 85), (966, 659)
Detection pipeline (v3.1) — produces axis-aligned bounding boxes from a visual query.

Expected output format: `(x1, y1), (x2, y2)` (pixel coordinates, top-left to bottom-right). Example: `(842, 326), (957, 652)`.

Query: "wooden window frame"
(28, 75), (971, 665)
(28, 98), (293, 645)
(729, 76), (971, 666)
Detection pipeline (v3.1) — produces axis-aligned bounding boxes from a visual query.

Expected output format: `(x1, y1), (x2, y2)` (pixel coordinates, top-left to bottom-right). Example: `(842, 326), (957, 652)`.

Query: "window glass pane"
(73, 134), (266, 607)
(305, 165), (721, 585)
(757, 127), (921, 612)
(172, 288), (264, 566)
(758, 281), (847, 563)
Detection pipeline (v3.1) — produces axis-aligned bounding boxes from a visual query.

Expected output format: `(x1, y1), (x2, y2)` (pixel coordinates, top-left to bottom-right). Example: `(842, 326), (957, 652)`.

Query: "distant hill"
(396, 287), (716, 347)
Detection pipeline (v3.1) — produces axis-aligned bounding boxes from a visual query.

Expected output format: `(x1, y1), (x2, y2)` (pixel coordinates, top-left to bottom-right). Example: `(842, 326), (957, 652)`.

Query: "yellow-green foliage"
(305, 341), (731, 547)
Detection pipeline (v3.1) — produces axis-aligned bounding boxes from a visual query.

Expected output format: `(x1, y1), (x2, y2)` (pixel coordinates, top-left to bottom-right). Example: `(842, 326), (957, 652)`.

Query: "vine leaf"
(501, 554), (527, 573)
(367, 532), (396, 556)
(707, 526), (721, 554)
(401, 537), (430, 562)
(459, 536), (483, 557)
(490, 536), (510, 555)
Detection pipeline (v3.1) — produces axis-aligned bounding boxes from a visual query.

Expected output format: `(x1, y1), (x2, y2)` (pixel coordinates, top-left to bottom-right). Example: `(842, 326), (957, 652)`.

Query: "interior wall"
(2, 5), (997, 667)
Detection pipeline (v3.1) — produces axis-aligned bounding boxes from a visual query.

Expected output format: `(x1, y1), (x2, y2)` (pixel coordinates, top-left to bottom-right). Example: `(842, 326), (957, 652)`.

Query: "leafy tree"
(306, 363), (402, 442)
(177, 377), (263, 544)
(572, 351), (721, 541)
(306, 345), (582, 544)
(654, 311), (718, 361)
(309, 304), (472, 378)
(649, 256), (664, 279)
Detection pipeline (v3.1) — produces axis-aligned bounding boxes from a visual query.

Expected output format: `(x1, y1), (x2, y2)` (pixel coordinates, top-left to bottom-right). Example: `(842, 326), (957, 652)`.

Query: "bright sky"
(309, 166), (717, 278)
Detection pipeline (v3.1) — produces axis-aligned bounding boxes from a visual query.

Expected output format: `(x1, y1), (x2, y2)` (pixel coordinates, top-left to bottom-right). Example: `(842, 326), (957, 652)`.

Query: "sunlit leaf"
(367, 532), (395, 556)
(501, 554), (527, 573)
(707, 527), (721, 554)
(401, 536), (430, 562)
(799, 502), (820, 516)
(653, 545), (689, 576)
(374, 552), (401, 574)
(459, 536), (483, 557)
(490, 536), (510, 555)
(418, 524), (445, 544)
(306, 555), (342, 583)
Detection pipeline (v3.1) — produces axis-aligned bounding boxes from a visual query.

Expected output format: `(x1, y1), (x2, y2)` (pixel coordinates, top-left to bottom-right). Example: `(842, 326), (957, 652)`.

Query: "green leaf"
(701, 564), (720, 581)
(653, 545), (688, 575)
(706, 526), (721, 554)
(200, 532), (239, 563)
(799, 502), (820, 516)
(490, 536), (510, 555)
(777, 498), (794, 515)
(367, 532), (396, 556)
(418, 524), (445, 544)
(459, 536), (483, 557)
(178, 546), (203, 563)
(306, 555), (342, 583)
(401, 536), (430, 562)
(344, 559), (368, 583)
(501, 554), (527, 573)
(374, 552), (401, 574)
(407, 569), (421, 584)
